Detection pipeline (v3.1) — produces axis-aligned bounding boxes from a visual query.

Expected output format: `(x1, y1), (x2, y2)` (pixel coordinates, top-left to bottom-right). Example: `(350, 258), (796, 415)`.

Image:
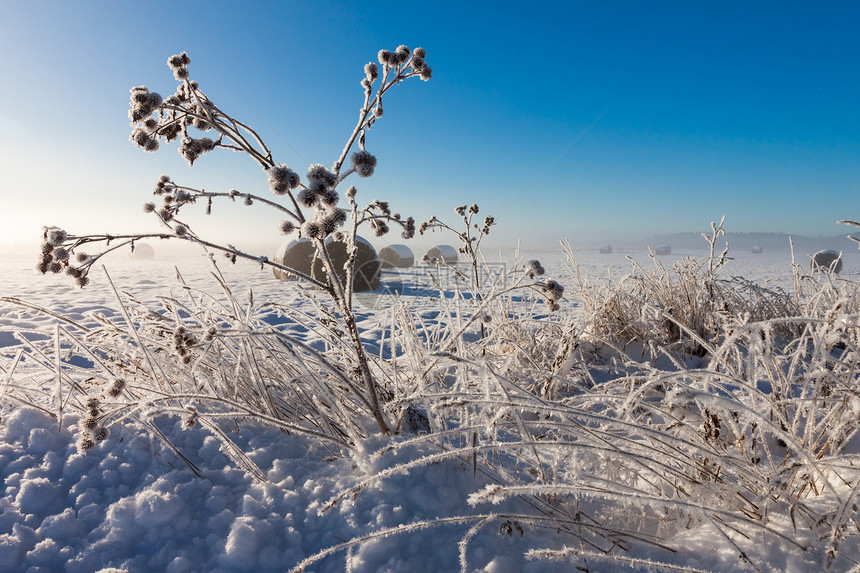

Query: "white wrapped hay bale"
(423, 244), (458, 265)
(129, 242), (155, 260)
(311, 236), (381, 292)
(378, 244), (414, 268)
(655, 245), (671, 256)
(272, 238), (315, 280)
(810, 249), (843, 274)
(752, 245), (763, 254)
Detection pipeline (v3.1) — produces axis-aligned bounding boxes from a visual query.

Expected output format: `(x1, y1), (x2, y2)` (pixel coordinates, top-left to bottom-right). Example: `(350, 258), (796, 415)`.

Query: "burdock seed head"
(108, 377), (126, 397)
(351, 150), (377, 178)
(78, 435), (96, 453)
(526, 260), (545, 278)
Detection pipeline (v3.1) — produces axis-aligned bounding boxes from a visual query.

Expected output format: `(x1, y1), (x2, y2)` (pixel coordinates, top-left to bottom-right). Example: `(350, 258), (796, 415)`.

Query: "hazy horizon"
(1, 1), (858, 255)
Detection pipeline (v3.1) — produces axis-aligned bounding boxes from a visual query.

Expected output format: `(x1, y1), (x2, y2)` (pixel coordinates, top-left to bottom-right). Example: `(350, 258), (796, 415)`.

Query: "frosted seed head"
(319, 188), (339, 206)
(297, 189), (317, 208)
(402, 217), (416, 239)
(419, 66), (432, 81)
(77, 436), (96, 453)
(346, 186), (357, 199)
(279, 220), (296, 235)
(540, 279), (564, 301)
(307, 164), (337, 187)
(192, 116), (209, 130)
(526, 260), (545, 278)
(144, 201), (157, 212)
(131, 128), (149, 148)
(52, 247), (69, 261)
(267, 165), (300, 192)
(147, 92), (163, 109)
(301, 220), (322, 239)
(94, 426), (109, 441)
(108, 377), (126, 397)
(173, 67), (189, 81)
(351, 150), (377, 167)
(364, 62), (378, 81)
(414, 47), (426, 58)
(351, 150), (377, 177)
(167, 52), (190, 70)
(270, 180), (288, 195)
(320, 215), (338, 236)
(378, 49), (392, 65)
(197, 137), (216, 151)
(371, 220), (389, 237)
(323, 208), (347, 230)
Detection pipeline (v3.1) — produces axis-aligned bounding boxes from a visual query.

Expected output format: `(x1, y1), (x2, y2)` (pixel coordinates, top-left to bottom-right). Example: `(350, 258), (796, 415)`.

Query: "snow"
(1, 245), (859, 572)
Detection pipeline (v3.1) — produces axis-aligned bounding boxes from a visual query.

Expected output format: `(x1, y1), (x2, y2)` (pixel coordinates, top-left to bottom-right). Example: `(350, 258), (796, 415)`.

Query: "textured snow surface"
(1, 246), (859, 572)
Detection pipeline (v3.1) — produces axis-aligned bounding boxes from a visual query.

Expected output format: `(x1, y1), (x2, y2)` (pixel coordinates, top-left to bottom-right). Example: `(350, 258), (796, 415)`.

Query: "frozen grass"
(3, 237), (860, 572)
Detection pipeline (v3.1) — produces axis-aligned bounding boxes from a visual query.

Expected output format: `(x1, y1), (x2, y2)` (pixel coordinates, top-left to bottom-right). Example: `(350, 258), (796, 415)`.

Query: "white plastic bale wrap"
(423, 244), (458, 265)
(378, 244), (414, 268)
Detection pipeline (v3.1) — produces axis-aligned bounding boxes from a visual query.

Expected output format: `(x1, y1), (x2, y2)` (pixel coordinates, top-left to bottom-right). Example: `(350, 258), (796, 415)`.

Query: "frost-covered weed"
(34, 46), (434, 436)
(311, 225), (860, 571)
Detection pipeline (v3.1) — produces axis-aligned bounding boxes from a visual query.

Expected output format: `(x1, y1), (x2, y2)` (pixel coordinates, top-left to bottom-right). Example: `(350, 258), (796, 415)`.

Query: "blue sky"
(1, 1), (857, 251)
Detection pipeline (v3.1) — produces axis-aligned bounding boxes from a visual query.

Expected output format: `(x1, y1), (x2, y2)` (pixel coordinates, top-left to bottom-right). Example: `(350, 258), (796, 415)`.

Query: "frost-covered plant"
(562, 219), (801, 361)
(309, 257), (860, 572)
(418, 205), (564, 349)
(1, 266), (373, 473)
(37, 47), (432, 435)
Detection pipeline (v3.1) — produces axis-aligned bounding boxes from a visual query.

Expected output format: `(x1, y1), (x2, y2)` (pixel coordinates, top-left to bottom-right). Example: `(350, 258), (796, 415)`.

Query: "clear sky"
(1, 1), (858, 253)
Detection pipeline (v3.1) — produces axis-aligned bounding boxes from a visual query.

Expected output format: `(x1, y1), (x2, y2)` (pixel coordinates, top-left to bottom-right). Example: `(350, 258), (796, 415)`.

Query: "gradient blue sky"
(1, 1), (857, 251)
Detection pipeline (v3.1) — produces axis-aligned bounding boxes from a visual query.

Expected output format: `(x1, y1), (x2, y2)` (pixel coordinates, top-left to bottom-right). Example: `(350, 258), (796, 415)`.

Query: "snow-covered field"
(1, 244), (859, 572)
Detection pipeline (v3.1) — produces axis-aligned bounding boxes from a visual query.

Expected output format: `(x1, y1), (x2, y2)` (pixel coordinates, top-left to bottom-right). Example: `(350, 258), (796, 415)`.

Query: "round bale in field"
(810, 249), (843, 274)
(655, 245), (672, 256)
(423, 244), (458, 265)
(752, 245), (763, 254)
(311, 236), (381, 292)
(129, 242), (155, 260)
(378, 244), (414, 268)
(272, 238), (315, 281)
(599, 244), (613, 254)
